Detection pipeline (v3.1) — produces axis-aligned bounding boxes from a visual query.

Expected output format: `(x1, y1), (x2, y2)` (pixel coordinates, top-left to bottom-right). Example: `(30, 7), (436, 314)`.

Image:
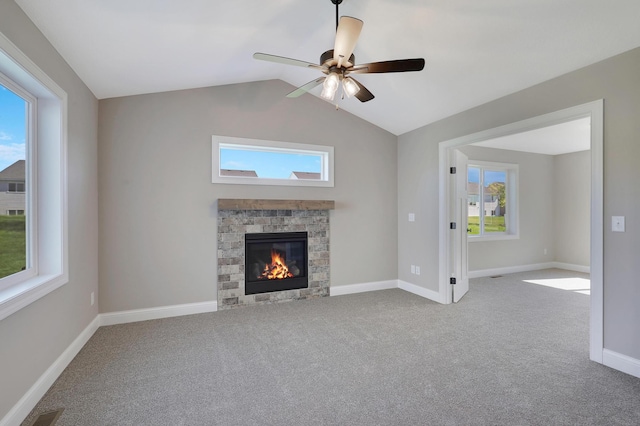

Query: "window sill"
(0, 273), (68, 321)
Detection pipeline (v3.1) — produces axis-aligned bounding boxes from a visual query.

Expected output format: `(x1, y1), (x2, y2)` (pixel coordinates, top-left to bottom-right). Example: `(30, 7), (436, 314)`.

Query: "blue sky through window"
(468, 167), (505, 185)
(0, 85), (26, 171)
(220, 147), (321, 179)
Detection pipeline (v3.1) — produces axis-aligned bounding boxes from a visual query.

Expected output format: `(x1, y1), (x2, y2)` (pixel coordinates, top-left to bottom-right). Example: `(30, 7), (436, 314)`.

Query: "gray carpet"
(23, 269), (640, 425)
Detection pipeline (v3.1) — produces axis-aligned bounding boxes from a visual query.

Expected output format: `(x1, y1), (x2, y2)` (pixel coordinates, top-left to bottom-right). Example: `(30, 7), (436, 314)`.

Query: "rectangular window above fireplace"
(212, 135), (334, 187)
(245, 232), (308, 295)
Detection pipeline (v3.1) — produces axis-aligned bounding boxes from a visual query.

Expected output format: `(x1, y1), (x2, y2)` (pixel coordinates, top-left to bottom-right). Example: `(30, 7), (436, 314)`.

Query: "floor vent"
(490, 275), (503, 278)
(28, 409), (63, 426)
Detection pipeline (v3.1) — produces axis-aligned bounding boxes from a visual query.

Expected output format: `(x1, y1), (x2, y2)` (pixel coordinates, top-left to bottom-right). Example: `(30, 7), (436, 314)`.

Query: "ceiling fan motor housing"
(320, 49), (355, 68)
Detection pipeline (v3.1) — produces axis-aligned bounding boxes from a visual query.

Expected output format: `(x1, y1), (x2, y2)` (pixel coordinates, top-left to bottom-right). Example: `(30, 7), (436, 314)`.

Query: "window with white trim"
(467, 161), (518, 239)
(212, 136), (334, 187)
(0, 32), (68, 321)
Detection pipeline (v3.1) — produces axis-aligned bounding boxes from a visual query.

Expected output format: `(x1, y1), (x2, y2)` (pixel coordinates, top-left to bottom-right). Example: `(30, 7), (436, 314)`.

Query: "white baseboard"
(552, 262), (590, 274)
(0, 315), (101, 426)
(469, 262), (591, 279)
(330, 279), (446, 304)
(398, 280), (446, 304)
(100, 300), (218, 326)
(602, 349), (640, 379)
(468, 262), (555, 279)
(330, 280), (397, 297)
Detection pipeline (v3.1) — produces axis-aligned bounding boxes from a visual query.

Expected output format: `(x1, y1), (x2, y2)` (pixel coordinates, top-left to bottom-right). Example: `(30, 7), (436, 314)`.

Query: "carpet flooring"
(23, 269), (640, 425)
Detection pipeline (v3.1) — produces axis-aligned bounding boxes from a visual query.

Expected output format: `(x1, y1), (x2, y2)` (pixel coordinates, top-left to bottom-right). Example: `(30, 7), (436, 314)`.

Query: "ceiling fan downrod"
(331, 0), (343, 30)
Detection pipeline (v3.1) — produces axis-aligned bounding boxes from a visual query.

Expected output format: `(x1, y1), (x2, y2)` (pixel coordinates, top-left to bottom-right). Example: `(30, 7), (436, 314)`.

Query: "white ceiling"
(14, 0), (640, 136)
(473, 117), (591, 155)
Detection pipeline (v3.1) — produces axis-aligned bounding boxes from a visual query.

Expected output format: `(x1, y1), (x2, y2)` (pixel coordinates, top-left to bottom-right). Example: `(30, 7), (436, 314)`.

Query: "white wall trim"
(100, 301), (218, 326)
(398, 280), (446, 304)
(468, 263), (555, 279)
(602, 349), (640, 379)
(330, 280), (398, 297)
(552, 262), (590, 274)
(469, 262), (590, 278)
(0, 316), (100, 426)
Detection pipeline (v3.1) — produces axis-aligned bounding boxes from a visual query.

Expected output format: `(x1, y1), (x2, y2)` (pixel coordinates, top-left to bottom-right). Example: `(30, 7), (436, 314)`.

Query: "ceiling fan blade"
(350, 77), (374, 102)
(349, 58), (425, 74)
(253, 53), (326, 71)
(333, 16), (363, 67)
(286, 77), (326, 98)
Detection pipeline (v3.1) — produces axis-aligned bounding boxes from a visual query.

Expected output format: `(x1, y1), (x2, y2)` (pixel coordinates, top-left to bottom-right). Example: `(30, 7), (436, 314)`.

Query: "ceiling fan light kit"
(253, 0), (425, 104)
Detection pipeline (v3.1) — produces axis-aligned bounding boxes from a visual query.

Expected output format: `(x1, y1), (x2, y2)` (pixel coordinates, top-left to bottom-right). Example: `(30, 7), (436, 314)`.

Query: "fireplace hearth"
(245, 232), (308, 295)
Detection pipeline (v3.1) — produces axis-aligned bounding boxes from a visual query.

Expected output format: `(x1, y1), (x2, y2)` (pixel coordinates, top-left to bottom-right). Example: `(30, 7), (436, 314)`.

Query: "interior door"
(451, 149), (469, 302)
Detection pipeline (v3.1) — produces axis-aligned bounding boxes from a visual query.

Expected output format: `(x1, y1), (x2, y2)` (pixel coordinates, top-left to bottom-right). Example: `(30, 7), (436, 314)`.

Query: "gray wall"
(98, 81), (398, 313)
(459, 146), (556, 271)
(554, 150), (591, 267)
(398, 47), (640, 360)
(0, 0), (99, 420)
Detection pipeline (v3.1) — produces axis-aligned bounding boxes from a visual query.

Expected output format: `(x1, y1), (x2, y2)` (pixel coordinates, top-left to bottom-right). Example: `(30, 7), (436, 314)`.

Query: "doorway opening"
(438, 100), (603, 364)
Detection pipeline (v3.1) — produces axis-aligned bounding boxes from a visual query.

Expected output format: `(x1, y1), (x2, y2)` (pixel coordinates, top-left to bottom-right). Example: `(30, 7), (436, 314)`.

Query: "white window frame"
(468, 160), (519, 242)
(212, 135), (334, 187)
(0, 31), (68, 321)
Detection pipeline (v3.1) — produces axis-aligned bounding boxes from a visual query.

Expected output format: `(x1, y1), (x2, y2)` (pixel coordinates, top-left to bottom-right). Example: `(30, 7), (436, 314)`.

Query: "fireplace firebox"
(245, 232), (308, 295)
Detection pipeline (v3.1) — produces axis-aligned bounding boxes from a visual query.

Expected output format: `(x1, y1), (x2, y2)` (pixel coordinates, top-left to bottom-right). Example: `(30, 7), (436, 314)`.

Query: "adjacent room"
(1, 1), (640, 425)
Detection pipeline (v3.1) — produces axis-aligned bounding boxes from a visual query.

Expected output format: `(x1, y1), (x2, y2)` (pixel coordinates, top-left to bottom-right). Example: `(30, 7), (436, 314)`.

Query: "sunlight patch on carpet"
(523, 277), (590, 295)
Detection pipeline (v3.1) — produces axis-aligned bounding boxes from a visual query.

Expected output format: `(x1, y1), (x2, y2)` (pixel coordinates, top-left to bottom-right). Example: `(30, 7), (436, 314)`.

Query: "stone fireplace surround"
(217, 199), (334, 309)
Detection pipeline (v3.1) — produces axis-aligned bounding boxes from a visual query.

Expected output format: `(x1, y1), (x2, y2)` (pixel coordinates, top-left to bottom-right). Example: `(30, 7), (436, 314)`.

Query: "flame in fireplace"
(262, 249), (294, 280)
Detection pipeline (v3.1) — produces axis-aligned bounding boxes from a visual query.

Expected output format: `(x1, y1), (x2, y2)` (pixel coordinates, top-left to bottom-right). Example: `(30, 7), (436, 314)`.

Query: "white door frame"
(437, 100), (604, 364)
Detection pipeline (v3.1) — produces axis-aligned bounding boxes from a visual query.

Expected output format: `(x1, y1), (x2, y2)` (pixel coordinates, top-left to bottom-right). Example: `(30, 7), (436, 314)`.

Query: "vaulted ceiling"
(14, 0), (640, 135)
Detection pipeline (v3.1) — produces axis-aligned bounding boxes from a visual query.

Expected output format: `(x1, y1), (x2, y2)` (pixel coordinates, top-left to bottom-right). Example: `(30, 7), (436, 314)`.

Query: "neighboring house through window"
(0, 160), (26, 216)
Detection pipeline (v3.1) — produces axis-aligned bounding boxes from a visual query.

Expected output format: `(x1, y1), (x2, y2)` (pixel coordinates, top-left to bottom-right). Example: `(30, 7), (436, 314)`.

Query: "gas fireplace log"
(289, 265), (300, 277)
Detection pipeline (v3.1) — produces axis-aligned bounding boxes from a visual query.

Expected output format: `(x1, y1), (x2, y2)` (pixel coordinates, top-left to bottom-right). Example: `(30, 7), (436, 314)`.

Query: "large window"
(212, 136), (334, 187)
(468, 161), (518, 239)
(0, 32), (68, 321)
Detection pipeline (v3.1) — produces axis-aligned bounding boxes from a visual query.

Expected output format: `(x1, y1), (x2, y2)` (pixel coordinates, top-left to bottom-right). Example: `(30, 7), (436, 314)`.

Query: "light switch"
(408, 213), (415, 222)
(612, 216), (625, 232)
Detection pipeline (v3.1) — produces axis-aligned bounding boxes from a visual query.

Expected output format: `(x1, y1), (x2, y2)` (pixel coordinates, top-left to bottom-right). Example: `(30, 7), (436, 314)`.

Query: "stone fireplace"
(217, 199), (334, 309)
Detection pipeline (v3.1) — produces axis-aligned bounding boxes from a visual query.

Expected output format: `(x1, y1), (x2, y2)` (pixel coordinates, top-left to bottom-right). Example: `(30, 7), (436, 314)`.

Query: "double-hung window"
(467, 161), (518, 239)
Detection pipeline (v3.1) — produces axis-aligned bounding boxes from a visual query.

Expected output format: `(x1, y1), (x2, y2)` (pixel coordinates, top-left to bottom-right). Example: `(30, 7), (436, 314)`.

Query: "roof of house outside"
(468, 182), (480, 195)
(289, 171), (321, 180)
(220, 169), (258, 177)
(0, 160), (25, 181)
(467, 181), (503, 195)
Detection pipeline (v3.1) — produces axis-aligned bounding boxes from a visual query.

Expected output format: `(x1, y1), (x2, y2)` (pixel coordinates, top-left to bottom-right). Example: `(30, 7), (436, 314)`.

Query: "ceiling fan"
(253, 0), (425, 103)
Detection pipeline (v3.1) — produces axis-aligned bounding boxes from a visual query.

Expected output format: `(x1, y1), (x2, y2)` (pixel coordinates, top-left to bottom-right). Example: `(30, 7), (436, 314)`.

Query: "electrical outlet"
(544, 248), (547, 255)
(415, 266), (421, 275)
(612, 216), (625, 232)
(91, 292), (95, 306)
(410, 265), (416, 274)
